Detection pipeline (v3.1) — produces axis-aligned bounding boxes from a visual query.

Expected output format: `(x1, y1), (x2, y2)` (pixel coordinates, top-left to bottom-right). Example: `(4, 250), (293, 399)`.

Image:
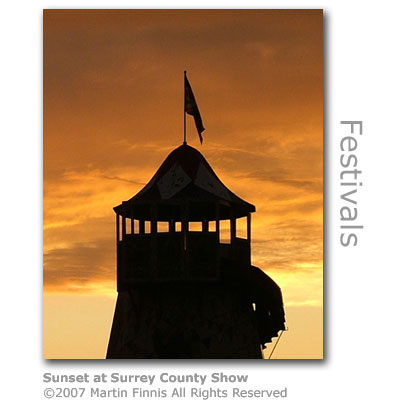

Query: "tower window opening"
(144, 221), (151, 234)
(219, 220), (230, 244)
(126, 218), (132, 235)
(189, 222), (202, 232)
(158, 222), (169, 233)
(236, 217), (247, 239)
(208, 221), (216, 232)
(175, 222), (182, 232)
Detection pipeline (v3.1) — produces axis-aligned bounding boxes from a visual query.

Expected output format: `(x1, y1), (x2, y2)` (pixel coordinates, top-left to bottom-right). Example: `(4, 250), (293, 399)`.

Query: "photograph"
(43, 9), (323, 359)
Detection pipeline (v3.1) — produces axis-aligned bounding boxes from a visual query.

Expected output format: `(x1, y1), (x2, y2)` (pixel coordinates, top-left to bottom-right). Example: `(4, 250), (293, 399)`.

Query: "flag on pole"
(184, 72), (205, 144)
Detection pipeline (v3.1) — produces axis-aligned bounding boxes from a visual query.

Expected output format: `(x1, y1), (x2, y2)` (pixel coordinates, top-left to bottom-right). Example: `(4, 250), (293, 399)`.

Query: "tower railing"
(116, 209), (251, 288)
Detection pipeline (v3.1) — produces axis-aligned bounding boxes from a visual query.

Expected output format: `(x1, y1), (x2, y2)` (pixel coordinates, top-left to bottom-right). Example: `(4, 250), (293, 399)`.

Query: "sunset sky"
(43, 9), (322, 359)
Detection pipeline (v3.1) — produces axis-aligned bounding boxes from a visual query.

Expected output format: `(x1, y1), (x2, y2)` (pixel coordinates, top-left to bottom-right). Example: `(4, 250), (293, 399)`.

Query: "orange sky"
(43, 9), (323, 359)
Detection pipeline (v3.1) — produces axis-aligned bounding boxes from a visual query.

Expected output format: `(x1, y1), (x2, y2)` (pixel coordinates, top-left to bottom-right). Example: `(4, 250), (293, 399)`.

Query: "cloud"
(43, 238), (115, 292)
(43, 10), (323, 305)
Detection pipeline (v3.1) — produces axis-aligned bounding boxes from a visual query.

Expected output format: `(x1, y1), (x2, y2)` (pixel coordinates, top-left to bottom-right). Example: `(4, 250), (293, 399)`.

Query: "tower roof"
(114, 143), (255, 221)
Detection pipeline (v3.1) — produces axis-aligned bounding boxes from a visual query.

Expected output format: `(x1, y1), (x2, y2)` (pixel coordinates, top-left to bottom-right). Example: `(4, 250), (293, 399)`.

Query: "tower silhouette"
(106, 143), (285, 358)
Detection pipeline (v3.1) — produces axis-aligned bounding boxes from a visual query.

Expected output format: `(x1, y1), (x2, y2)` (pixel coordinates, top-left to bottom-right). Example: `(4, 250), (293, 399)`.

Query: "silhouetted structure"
(106, 143), (285, 358)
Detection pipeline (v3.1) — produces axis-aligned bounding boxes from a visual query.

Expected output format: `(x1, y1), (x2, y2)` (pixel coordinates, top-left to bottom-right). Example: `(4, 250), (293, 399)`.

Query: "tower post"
(183, 70), (187, 145)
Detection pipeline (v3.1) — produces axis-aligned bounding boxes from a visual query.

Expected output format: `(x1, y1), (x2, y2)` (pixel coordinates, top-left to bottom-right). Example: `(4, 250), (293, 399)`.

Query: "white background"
(1, 1), (409, 408)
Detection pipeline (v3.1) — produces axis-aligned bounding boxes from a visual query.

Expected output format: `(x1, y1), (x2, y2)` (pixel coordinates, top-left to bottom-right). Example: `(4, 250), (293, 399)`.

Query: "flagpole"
(183, 70), (187, 145)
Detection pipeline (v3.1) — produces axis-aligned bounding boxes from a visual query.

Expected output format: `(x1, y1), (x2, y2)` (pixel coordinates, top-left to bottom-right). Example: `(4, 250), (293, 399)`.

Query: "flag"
(184, 72), (205, 144)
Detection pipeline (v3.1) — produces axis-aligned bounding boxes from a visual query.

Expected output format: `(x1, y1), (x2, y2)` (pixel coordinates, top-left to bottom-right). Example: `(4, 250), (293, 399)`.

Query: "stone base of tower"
(106, 284), (263, 359)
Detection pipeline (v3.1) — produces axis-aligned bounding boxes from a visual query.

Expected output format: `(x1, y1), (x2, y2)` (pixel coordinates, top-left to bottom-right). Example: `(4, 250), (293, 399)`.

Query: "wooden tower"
(106, 143), (285, 358)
